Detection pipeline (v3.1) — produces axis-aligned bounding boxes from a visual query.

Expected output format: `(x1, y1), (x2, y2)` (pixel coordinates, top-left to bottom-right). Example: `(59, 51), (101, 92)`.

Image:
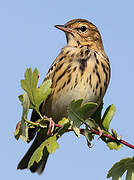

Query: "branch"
(24, 118), (134, 150)
(52, 123), (134, 150)
(91, 129), (134, 149)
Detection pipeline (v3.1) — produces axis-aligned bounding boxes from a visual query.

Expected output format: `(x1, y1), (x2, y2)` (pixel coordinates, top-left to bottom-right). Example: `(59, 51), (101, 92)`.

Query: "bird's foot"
(97, 127), (103, 137)
(43, 115), (55, 136)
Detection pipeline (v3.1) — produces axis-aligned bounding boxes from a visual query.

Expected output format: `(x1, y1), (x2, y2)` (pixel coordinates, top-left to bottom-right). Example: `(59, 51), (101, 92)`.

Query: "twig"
(92, 129), (134, 149)
(53, 123), (134, 150)
(24, 119), (134, 150)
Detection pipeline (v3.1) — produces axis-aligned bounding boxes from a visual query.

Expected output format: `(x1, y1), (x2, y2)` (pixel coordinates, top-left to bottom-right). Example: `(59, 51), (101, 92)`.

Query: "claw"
(43, 116), (55, 136)
(97, 127), (103, 137)
(47, 118), (55, 136)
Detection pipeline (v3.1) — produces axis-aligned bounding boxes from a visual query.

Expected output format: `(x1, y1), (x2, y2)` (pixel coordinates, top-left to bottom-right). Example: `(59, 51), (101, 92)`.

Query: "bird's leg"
(47, 118), (55, 136)
(97, 127), (103, 137)
(43, 115), (55, 136)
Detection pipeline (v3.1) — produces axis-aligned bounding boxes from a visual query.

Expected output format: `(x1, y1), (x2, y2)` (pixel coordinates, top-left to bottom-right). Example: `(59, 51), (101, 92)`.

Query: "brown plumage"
(17, 19), (110, 174)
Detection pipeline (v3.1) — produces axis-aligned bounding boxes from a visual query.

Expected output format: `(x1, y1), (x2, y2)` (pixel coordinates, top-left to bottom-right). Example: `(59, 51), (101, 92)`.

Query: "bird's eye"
(80, 26), (87, 32)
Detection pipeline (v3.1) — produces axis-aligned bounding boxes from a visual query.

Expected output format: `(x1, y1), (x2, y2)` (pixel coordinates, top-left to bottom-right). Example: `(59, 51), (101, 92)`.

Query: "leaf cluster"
(107, 157), (134, 180)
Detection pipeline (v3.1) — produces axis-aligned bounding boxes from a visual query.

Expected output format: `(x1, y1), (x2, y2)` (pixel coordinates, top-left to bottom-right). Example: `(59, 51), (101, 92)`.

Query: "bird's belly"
(50, 81), (101, 121)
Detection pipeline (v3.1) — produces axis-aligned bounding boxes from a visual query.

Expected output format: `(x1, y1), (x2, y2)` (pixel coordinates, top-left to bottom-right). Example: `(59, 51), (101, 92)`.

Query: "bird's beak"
(54, 25), (72, 33)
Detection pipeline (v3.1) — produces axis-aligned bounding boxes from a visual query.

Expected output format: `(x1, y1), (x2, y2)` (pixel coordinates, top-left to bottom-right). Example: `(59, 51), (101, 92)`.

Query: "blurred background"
(1, 0), (134, 179)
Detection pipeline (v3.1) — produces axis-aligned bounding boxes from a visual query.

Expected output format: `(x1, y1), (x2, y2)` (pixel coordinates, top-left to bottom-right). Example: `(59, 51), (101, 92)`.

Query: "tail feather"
(17, 132), (49, 174)
(30, 151), (49, 174)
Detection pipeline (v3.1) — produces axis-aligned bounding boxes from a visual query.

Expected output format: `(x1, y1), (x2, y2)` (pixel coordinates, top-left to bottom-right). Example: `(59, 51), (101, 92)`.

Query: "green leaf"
(38, 119), (47, 128)
(67, 99), (97, 137)
(107, 157), (134, 179)
(111, 129), (118, 138)
(56, 117), (70, 137)
(100, 128), (122, 151)
(45, 134), (59, 154)
(84, 128), (94, 147)
(18, 94), (35, 109)
(73, 126), (81, 138)
(33, 117), (69, 169)
(106, 142), (122, 151)
(58, 117), (69, 125)
(102, 104), (116, 131)
(14, 93), (29, 141)
(34, 80), (52, 110)
(57, 123), (70, 138)
(21, 68), (38, 106)
(91, 101), (103, 126)
(28, 134), (59, 169)
(28, 140), (47, 168)
(21, 68), (52, 110)
(18, 94), (23, 104)
(126, 169), (134, 180)
(85, 118), (98, 129)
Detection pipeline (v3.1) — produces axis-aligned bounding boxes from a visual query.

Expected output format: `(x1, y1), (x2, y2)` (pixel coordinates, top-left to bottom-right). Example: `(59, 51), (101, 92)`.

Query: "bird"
(17, 18), (110, 174)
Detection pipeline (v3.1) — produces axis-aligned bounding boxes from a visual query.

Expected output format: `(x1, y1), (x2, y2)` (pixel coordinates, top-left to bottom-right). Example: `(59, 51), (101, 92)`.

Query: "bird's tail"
(17, 132), (49, 174)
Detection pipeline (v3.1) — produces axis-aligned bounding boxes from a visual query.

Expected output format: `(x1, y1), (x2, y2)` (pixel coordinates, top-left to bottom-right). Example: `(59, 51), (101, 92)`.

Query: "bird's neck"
(65, 43), (105, 57)
(87, 40), (105, 54)
(67, 39), (105, 54)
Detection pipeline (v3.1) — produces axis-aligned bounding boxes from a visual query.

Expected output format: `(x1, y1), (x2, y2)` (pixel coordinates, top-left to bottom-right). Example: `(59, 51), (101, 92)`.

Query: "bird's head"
(55, 19), (104, 52)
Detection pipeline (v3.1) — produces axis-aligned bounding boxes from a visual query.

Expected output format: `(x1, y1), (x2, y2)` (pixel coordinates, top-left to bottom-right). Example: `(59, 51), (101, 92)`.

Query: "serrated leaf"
(57, 123), (70, 138)
(45, 134), (59, 154)
(18, 94), (35, 109)
(14, 93), (29, 141)
(28, 140), (47, 168)
(34, 80), (52, 110)
(100, 128), (123, 151)
(111, 129), (122, 141)
(18, 94), (23, 103)
(107, 159), (128, 179)
(111, 129), (118, 138)
(21, 68), (52, 110)
(91, 102), (103, 126)
(126, 169), (134, 180)
(107, 157), (134, 179)
(38, 119), (47, 128)
(19, 121), (29, 141)
(85, 118), (98, 129)
(84, 128), (94, 147)
(67, 99), (97, 137)
(102, 104), (116, 131)
(79, 101), (98, 118)
(22, 92), (30, 111)
(57, 118), (70, 137)
(21, 68), (38, 106)
(73, 127), (81, 138)
(58, 117), (69, 125)
(107, 142), (122, 150)
(28, 134), (59, 169)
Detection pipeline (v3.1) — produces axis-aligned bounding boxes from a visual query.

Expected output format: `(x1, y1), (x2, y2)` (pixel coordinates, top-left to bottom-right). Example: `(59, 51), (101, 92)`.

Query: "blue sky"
(1, 0), (134, 179)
